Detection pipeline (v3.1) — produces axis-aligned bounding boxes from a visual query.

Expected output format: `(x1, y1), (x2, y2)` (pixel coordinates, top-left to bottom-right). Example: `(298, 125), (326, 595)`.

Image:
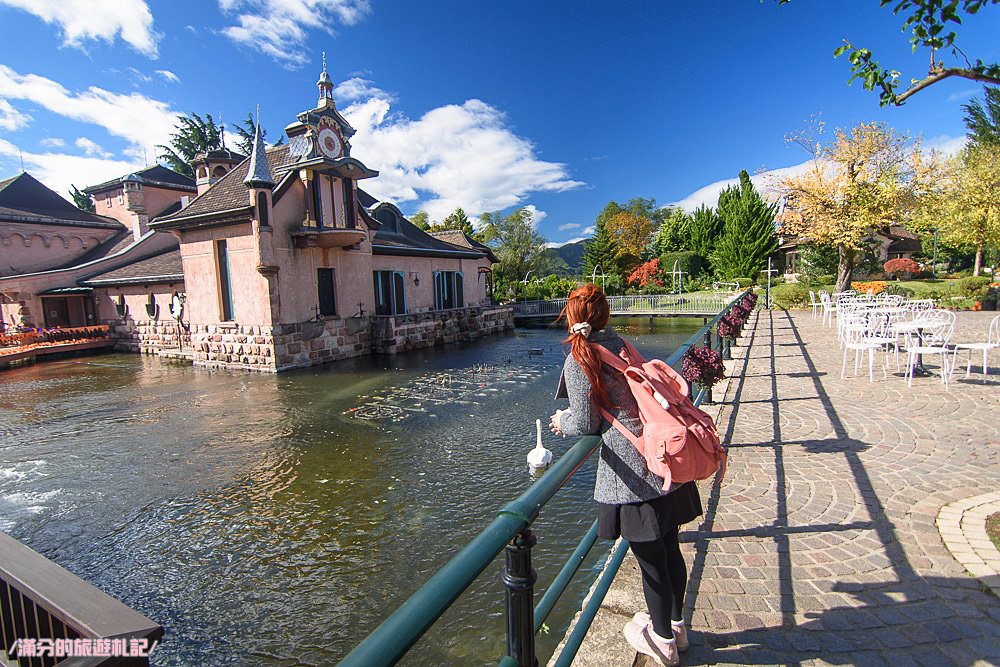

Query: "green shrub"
(959, 276), (991, 298)
(816, 274), (835, 285)
(884, 284), (915, 298)
(769, 284), (813, 310)
(731, 277), (755, 288)
(660, 251), (704, 278)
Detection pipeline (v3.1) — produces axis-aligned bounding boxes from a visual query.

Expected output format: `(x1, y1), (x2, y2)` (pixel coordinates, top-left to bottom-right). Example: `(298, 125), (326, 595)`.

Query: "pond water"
(0, 317), (701, 666)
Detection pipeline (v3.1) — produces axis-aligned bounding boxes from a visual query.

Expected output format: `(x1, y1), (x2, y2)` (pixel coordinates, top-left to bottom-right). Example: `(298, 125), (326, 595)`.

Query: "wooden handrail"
(0, 531), (162, 665)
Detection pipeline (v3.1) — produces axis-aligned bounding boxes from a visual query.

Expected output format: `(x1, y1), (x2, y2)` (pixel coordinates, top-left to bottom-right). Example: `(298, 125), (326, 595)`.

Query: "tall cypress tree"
(689, 204), (722, 270)
(711, 171), (779, 280)
(581, 210), (620, 281)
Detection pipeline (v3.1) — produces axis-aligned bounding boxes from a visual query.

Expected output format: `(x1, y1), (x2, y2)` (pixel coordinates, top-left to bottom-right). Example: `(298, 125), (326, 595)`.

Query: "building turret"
(191, 148), (244, 196)
(121, 173), (148, 240)
(244, 111), (276, 272)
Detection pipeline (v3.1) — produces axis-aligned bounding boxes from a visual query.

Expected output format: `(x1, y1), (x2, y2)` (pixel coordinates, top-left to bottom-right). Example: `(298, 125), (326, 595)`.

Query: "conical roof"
(243, 117), (274, 188)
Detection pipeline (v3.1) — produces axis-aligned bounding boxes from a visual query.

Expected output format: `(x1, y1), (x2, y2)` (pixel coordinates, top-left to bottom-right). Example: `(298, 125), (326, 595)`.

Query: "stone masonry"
(370, 305), (514, 355)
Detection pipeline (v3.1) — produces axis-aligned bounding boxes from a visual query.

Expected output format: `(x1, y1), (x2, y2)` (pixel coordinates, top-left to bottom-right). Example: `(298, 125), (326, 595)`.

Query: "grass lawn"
(989, 512), (1000, 552)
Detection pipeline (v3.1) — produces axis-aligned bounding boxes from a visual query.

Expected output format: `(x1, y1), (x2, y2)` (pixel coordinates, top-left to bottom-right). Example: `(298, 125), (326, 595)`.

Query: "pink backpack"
(595, 339), (726, 491)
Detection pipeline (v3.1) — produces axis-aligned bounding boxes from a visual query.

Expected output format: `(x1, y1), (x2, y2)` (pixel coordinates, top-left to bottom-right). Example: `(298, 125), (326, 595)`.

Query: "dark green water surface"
(0, 317), (700, 666)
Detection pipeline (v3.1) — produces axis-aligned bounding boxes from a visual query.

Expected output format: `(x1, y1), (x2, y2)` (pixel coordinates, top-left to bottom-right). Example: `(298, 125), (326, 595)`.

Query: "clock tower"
(279, 54), (378, 231)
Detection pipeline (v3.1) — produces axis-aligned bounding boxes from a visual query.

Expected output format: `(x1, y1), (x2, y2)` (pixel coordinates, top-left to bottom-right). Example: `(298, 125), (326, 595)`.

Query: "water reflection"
(0, 318), (699, 665)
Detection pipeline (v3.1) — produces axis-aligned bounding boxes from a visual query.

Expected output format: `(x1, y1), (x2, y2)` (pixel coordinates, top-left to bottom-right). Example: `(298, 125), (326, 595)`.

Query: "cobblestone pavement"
(676, 309), (1000, 666)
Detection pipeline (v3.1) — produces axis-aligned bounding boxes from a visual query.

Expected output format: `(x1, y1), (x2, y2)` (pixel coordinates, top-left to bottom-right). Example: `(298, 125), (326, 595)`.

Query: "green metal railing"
(338, 289), (753, 667)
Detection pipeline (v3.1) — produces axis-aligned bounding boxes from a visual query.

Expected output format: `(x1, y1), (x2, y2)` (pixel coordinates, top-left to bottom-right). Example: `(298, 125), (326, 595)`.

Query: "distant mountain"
(544, 238), (590, 276)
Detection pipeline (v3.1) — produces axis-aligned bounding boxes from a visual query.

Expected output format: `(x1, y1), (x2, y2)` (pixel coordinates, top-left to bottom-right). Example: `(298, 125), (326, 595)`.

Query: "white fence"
(512, 293), (739, 317)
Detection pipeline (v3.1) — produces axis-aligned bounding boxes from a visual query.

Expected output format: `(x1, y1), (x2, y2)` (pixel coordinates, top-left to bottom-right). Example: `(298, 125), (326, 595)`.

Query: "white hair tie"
(570, 322), (593, 338)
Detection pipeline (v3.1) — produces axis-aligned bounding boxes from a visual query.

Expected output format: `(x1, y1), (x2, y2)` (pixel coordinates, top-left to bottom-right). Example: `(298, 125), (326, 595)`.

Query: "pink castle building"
(0, 63), (511, 372)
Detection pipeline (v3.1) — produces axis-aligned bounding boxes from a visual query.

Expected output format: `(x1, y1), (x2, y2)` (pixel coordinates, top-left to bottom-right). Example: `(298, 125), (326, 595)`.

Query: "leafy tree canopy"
(653, 207), (693, 255)
(778, 0), (1000, 106)
(157, 113), (223, 178)
(480, 207), (550, 286)
(778, 120), (931, 291)
(606, 210), (655, 270)
(233, 112), (284, 156)
(409, 211), (430, 230)
(69, 185), (94, 213)
(689, 204), (723, 268)
(963, 86), (1000, 148)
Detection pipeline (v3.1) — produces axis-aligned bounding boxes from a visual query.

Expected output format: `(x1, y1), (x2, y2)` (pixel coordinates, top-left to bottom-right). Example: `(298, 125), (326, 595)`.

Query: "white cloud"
(127, 67), (152, 84)
(0, 0), (160, 57)
(582, 226), (595, 235)
(156, 69), (180, 84)
(333, 77), (393, 103)
(74, 137), (111, 158)
(670, 162), (815, 213)
(946, 87), (979, 104)
(0, 65), (178, 155)
(558, 222), (581, 232)
(342, 90), (585, 221)
(672, 134), (968, 213)
(0, 98), (31, 131)
(39, 137), (65, 148)
(219, 0), (372, 67)
(923, 133), (966, 156)
(0, 138), (142, 199)
(523, 204), (546, 227)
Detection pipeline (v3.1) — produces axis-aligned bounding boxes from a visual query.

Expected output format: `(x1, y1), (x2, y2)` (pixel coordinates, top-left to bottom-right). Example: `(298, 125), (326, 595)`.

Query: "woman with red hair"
(550, 283), (701, 666)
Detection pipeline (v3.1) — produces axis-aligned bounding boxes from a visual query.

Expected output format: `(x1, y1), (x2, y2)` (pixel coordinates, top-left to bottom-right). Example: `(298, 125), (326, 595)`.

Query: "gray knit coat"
(555, 328), (667, 504)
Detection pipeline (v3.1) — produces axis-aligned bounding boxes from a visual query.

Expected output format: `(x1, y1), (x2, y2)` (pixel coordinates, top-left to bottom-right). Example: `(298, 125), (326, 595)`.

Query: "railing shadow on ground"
(674, 310), (1000, 666)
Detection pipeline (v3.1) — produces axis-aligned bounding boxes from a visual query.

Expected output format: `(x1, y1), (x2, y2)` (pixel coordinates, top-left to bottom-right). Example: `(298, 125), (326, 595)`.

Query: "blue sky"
(0, 1), (997, 246)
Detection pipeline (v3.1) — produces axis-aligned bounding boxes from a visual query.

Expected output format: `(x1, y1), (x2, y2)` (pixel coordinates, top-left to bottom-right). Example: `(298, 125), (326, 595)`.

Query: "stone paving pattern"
(556, 310), (1000, 667)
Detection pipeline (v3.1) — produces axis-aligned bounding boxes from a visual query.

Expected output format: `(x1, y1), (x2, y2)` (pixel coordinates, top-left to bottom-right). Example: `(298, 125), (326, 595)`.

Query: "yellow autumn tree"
(605, 210), (654, 272)
(914, 145), (1000, 276)
(777, 120), (930, 292)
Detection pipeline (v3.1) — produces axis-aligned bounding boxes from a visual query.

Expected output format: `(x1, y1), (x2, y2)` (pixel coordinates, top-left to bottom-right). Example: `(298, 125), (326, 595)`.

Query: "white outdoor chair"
(820, 292), (838, 327)
(903, 310), (956, 387)
(840, 312), (887, 382)
(809, 290), (820, 319)
(950, 314), (1000, 382)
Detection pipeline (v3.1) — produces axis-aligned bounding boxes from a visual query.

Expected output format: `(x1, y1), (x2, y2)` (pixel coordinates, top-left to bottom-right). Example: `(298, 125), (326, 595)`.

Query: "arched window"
(197, 167), (207, 178)
(212, 165), (228, 178)
(257, 192), (269, 227)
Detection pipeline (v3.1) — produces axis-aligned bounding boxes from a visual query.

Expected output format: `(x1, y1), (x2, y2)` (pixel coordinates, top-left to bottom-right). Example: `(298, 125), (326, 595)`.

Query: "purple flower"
(681, 345), (726, 388)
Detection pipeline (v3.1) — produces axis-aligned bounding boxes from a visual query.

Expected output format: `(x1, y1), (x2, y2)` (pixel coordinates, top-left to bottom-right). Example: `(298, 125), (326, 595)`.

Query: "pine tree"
(652, 207), (693, 255)
(711, 171), (779, 280)
(69, 185), (95, 213)
(581, 215), (620, 281)
(689, 204), (722, 270)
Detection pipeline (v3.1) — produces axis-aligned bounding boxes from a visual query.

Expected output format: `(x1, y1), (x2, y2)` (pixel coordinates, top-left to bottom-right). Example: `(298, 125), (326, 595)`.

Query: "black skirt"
(597, 481), (703, 542)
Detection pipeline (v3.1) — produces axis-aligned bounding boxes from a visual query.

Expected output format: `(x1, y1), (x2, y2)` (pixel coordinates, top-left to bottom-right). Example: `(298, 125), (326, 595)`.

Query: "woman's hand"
(549, 409), (565, 436)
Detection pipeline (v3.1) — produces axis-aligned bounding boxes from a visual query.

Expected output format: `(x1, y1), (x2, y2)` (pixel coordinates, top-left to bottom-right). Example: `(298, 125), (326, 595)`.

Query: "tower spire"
(244, 105), (274, 188)
(317, 51), (334, 106)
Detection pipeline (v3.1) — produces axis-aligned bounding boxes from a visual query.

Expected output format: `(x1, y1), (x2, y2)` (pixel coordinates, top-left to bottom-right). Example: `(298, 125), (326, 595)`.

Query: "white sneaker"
(622, 619), (680, 667)
(630, 612), (688, 652)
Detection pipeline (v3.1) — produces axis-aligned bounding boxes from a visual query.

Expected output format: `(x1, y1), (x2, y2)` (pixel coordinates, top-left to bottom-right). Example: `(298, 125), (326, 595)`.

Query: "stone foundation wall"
(371, 305), (514, 354)
(107, 306), (513, 372)
(112, 318), (192, 354)
(272, 317), (371, 371)
(189, 323), (278, 372)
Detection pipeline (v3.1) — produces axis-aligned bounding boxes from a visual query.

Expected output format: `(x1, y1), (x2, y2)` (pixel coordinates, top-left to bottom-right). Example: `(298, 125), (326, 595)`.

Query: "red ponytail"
(561, 283), (613, 411)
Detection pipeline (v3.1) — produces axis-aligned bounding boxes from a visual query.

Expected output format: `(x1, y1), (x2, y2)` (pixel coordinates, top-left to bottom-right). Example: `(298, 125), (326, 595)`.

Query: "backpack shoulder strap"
(595, 344), (629, 373)
(596, 405), (641, 446)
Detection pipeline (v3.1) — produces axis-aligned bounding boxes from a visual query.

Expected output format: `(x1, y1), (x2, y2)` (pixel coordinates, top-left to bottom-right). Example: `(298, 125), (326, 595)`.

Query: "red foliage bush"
(883, 258), (920, 277)
(627, 258), (664, 287)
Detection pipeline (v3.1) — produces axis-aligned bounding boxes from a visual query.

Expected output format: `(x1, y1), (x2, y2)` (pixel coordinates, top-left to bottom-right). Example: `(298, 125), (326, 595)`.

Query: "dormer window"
(213, 165), (228, 178)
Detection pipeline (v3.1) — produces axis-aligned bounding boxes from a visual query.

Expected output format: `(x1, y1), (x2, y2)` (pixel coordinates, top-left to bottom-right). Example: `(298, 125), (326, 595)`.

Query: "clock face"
(317, 127), (343, 159)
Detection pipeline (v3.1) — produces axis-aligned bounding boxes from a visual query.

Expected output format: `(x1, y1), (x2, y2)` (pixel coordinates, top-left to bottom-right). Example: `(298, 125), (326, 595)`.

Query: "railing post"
(702, 328), (714, 404)
(503, 529), (538, 667)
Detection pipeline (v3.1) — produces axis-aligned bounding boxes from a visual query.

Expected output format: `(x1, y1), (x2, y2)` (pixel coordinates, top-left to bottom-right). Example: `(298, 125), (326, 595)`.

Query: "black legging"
(628, 526), (687, 639)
